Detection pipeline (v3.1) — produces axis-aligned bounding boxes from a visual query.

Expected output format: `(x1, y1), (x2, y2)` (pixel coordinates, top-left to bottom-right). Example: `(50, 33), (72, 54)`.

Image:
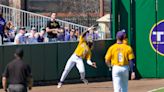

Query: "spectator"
(57, 28), (65, 41)
(2, 48), (33, 92)
(4, 21), (15, 42)
(64, 26), (70, 36)
(37, 27), (46, 42)
(46, 13), (60, 42)
(14, 27), (26, 44)
(4, 30), (10, 42)
(8, 26), (17, 42)
(75, 29), (80, 40)
(65, 29), (77, 41)
(26, 27), (38, 44)
(0, 12), (6, 44)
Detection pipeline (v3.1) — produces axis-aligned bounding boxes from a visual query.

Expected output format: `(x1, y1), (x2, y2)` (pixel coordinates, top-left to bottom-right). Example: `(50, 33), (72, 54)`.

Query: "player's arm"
(128, 46), (135, 80)
(105, 47), (112, 70)
(26, 65), (33, 90)
(87, 59), (97, 68)
(27, 77), (33, 90)
(105, 60), (112, 70)
(81, 25), (96, 38)
(86, 52), (97, 68)
(2, 66), (9, 92)
(2, 77), (7, 92)
(79, 26), (96, 44)
(105, 60), (111, 65)
(129, 59), (135, 72)
(105, 48), (111, 65)
(129, 60), (135, 78)
(129, 59), (135, 80)
(81, 30), (89, 38)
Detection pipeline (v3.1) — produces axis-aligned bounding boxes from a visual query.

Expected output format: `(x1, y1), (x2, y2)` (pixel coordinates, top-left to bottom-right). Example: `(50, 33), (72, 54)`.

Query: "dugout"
(112, 0), (164, 78)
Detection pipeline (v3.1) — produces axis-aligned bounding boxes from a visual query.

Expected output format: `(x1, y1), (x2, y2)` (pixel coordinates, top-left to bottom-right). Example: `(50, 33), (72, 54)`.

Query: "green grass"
(151, 88), (164, 92)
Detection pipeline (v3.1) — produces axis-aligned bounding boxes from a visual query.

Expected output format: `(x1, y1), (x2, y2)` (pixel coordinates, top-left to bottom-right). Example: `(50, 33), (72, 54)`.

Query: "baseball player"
(57, 27), (97, 88)
(105, 31), (135, 92)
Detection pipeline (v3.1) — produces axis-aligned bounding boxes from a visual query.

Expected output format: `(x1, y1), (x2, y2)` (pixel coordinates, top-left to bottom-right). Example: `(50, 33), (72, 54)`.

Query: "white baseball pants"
(60, 54), (85, 82)
(112, 65), (129, 92)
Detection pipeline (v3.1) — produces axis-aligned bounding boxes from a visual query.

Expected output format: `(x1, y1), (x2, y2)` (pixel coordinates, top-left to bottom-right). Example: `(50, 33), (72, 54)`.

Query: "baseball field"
(0, 79), (164, 92)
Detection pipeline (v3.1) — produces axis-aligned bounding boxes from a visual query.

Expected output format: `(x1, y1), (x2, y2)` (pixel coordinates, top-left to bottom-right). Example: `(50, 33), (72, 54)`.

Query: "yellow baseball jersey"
(74, 36), (91, 60)
(123, 38), (128, 45)
(105, 43), (134, 66)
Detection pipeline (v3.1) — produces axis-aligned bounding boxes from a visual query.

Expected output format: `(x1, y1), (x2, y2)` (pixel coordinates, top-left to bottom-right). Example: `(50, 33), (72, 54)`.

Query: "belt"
(113, 65), (129, 67)
(75, 54), (82, 59)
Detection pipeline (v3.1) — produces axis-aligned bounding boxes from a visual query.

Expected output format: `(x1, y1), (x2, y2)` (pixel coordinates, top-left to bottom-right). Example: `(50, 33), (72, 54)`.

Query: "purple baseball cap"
(116, 31), (124, 40)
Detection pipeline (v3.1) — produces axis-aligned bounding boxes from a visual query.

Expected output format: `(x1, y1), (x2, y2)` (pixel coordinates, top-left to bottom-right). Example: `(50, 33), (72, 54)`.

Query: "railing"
(0, 4), (88, 33)
(0, 4), (108, 40)
(58, 16), (98, 27)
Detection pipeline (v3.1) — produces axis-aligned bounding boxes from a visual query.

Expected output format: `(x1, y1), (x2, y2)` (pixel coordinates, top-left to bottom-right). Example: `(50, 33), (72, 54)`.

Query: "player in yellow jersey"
(57, 27), (97, 88)
(105, 31), (135, 92)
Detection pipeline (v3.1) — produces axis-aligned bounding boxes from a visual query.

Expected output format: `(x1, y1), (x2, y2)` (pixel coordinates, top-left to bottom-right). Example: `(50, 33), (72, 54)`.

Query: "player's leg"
(57, 55), (76, 88)
(59, 61), (75, 82)
(121, 66), (129, 92)
(75, 58), (88, 84)
(112, 66), (122, 92)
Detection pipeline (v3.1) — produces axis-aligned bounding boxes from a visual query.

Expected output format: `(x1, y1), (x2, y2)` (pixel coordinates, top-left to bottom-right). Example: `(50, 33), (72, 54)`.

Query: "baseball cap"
(116, 31), (124, 40)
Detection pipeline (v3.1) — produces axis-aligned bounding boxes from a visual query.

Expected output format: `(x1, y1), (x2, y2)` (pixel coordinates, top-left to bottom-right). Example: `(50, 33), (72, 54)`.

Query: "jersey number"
(118, 52), (123, 62)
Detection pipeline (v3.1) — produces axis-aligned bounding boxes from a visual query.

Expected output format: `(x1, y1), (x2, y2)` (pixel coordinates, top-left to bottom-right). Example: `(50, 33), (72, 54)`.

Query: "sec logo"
(149, 20), (164, 56)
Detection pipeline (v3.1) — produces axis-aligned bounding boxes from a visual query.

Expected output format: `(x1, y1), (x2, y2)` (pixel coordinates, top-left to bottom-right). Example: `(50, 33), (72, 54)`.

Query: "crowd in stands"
(3, 26), (99, 45)
(1, 13), (100, 45)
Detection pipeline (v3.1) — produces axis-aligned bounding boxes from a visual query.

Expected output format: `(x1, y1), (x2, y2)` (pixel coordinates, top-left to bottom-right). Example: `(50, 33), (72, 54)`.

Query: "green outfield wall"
(112, 0), (164, 78)
(0, 40), (115, 83)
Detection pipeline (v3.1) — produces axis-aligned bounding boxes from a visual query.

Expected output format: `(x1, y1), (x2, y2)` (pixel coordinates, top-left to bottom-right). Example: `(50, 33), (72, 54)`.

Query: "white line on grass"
(148, 87), (164, 92)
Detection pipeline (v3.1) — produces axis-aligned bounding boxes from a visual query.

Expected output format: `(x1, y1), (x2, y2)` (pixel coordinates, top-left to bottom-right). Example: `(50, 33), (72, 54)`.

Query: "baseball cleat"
(57, 82), (63, 88)
(81, 79), (88, 85)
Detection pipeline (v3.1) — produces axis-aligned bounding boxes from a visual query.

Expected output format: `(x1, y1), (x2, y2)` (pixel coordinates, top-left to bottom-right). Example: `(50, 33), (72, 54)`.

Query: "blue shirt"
(14, 33), (26, 44)
(0, 17), (6, 34)
(65, 34), (77, 41)
(27, 37), (38, 44)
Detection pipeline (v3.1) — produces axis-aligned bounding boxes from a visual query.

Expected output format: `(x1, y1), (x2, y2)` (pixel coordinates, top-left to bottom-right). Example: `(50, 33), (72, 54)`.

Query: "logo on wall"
(150, 20), (164, 56)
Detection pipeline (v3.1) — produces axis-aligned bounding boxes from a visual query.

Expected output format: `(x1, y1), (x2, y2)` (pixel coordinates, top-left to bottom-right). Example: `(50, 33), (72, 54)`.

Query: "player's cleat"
(81, 79), (88, 85)
(57, 82), (63, 88)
